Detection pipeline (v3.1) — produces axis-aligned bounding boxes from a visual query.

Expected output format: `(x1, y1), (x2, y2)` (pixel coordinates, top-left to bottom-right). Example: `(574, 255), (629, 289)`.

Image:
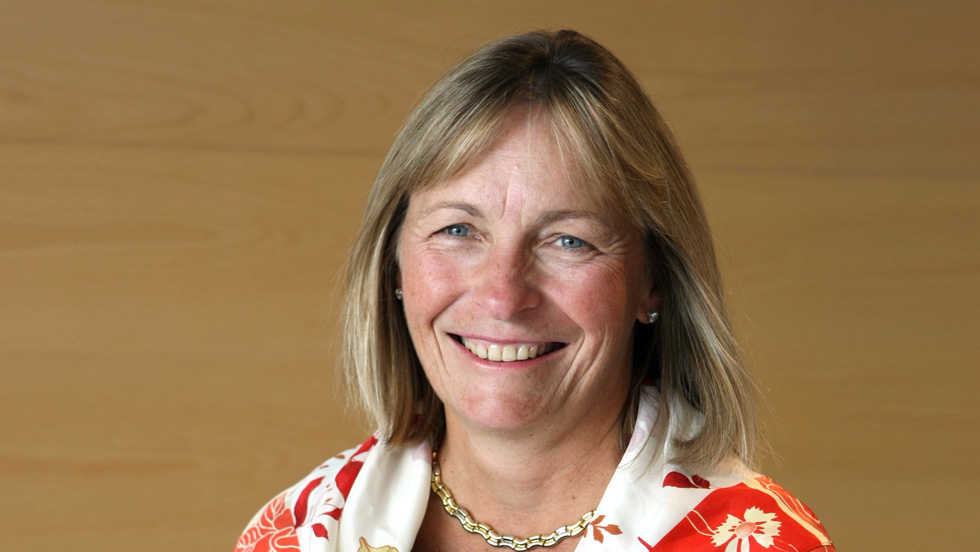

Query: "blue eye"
(444, 224), (469, 237)
(559, 235), (585, 248)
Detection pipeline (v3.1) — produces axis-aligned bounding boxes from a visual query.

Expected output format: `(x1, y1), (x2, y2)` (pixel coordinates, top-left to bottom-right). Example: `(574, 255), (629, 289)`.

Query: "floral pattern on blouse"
(234, 493), (300, 552)
(639, 475), (833, 552)
(235, 435), (379, 552)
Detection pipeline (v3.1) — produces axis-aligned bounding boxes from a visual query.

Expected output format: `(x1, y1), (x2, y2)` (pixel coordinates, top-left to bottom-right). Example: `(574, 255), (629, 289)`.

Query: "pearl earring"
(394, 288), (403, 300)
(646, 311), (659, 324)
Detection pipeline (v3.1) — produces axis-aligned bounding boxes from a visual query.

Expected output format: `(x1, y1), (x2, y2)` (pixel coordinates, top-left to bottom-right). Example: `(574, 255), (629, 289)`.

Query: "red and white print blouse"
(235, 388), (834, 552)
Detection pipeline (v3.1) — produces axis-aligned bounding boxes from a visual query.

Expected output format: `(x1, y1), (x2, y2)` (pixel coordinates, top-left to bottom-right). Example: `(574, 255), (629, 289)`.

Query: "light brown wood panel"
(0, 144), (375, 550)
(3, 1), (973, 175)
(0, 1), (976, 551)
(699, 171), (978, 548)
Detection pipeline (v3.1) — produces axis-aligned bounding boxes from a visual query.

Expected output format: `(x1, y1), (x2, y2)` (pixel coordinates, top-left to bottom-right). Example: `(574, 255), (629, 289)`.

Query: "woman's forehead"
(418, 116), (584, 205)
(404, 106), (638, 232)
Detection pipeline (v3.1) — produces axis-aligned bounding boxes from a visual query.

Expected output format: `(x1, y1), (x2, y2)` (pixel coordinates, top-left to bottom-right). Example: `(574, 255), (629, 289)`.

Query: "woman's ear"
(635, 283), (661, 324)
(392, 268), (404, 302)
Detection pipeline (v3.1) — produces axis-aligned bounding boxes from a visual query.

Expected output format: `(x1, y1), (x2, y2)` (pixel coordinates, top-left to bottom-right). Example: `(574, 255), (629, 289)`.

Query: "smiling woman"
(235, 30), (835, 552)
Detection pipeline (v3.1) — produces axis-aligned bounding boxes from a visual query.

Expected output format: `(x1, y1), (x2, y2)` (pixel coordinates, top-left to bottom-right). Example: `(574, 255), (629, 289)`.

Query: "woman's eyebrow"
(536, 209), (623, 242)
(535, 209), (607, 227)
(418, 201), (484, 219)
(416, 204), (616, 234)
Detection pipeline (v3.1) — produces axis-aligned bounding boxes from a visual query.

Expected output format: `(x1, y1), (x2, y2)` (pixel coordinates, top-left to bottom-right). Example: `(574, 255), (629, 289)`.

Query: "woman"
(236, 30), (834, 552)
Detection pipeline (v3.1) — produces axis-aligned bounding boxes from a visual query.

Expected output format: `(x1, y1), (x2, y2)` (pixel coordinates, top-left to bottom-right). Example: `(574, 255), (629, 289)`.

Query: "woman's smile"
(451, 333), (566, 362)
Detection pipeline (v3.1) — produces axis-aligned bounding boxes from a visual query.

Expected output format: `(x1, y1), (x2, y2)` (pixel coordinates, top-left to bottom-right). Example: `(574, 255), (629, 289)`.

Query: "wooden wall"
(1, 2), (975, 550)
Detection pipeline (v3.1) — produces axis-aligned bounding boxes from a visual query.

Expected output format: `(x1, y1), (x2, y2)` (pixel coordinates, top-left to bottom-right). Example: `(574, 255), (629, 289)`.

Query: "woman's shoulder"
(644, 468), (835, 552)
(233, 435), (381, 552)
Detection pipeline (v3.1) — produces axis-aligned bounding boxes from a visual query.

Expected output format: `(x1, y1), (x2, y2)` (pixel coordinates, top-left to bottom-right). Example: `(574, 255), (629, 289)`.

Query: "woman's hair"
(342, 29), (759, 470)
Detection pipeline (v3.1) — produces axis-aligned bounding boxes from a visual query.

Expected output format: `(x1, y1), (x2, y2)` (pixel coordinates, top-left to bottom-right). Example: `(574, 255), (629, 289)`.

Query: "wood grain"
(0, 1), (975, 550)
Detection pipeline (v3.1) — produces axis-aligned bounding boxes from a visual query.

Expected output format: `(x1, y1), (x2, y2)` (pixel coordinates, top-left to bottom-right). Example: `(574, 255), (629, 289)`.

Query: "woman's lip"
(450, 334), (566, 362)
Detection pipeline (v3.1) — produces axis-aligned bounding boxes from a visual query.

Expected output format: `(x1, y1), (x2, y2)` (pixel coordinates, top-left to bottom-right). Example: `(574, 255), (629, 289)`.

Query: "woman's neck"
(433, 409), (626, 537)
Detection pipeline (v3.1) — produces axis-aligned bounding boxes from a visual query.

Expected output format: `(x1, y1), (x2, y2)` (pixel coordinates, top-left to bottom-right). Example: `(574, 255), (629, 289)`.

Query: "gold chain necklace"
(430, 450), (596, 550)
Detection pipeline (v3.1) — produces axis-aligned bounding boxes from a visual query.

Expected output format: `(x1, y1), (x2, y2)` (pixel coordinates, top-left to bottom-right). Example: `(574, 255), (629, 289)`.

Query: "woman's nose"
(472, 243), (540, 320)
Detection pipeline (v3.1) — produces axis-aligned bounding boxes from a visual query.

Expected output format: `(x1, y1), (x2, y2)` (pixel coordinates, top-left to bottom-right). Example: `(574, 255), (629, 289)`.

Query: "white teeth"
(459, 337), (558, 362)
(487, 344), (502, 361)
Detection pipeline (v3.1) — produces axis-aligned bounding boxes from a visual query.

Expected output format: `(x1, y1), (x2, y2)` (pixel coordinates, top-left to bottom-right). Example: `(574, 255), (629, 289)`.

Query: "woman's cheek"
(568, 264), (630, 318)
(409, 250), (470, 302)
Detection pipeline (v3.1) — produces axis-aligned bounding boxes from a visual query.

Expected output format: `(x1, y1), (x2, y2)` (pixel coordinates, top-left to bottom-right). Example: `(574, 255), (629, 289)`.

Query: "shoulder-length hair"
(342, 30), (758, 470)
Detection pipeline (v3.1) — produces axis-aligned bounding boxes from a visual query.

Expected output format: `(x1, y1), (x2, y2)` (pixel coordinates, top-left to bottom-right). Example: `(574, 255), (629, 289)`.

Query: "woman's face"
(397, 113), (658, 439)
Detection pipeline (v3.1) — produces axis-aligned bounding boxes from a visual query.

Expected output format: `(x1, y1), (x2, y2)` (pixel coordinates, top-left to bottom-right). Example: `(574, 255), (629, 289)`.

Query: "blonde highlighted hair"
(342, 30), (758, 470)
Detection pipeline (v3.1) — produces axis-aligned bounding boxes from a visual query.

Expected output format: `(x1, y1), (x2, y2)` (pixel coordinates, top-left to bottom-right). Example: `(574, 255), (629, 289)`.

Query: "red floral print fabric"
(234, 493), (300, 552)
(640, 476), (834, 552)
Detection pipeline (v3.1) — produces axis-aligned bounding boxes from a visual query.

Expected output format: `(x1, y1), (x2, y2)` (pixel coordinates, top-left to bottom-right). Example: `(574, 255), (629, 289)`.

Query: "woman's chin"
(447, 396), (555, 436)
